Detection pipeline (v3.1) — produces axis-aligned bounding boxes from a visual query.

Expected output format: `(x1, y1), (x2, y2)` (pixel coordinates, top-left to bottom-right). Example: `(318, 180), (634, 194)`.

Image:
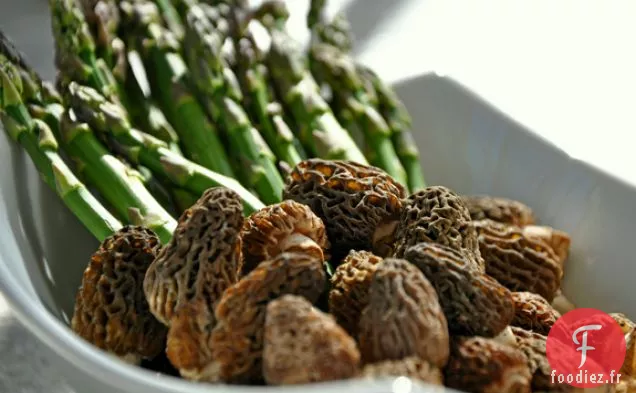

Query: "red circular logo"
(546, 308), (626, 388)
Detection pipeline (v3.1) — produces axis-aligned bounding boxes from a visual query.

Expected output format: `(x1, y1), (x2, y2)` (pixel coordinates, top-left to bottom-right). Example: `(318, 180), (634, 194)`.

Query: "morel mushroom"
(464, 195), (535, 226)
(511, 327), (571, 392)
(71, 226), (166, 364)
(361, 357), (444, 385)
(144, 187), (244, 325)
(329, 250), (383, 336)
(444, 336), (532, 393)
(263, 295), (360, 385)
(241, 200), (329, 275)
(358, 258), (450, 367)
(611, 313), (636, 335)
(511, 292), (561, 335)
(393, 186), (483, 269)
(617, 377), (636, 393)
(612, 314), (636, 376)
(283, 159), (406, 259)
(474, 219), (562, 302)
(522, 225), (571, 267)
(204, 251), (327, 383)
(404, 242), (515, 337)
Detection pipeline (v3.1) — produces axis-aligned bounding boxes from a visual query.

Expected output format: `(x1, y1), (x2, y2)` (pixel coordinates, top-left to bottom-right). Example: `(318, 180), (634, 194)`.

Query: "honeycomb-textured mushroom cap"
(393, 186), (483, 269)
(611, 313), (636, 335)
(241, 200), (329, 275)
(361, 357), (444, 385)
(404, 242), (515, 337)
(205, 251), (327, 383)
(612, 312), (636, 377)
(464, 195), (536, 226)
(511, 292), (561, 335)
(283, 159), (406, 259)
(71, 226), (166, 363)
(444, 336), (532, 393)
(510, 327), (572, 392)
(144, 187), (244, 325)
(328, 250), (383, 336)
(474, 219), (562, 302)
(263, 295), (360, 385)
(522, 225), (571, 267)
(358, 258), (450, 367)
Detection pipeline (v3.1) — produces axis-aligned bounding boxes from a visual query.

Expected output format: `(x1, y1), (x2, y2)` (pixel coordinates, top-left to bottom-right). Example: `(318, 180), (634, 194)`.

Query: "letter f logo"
(572, 324), (602, 368)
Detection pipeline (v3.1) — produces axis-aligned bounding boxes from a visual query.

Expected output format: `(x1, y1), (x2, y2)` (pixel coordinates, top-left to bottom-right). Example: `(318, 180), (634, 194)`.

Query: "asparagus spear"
(356, 65), (426, 191)
(309, 43), (407, 185)
(256, 25), (367, 163)
(232, 22), (305, 167)
(182, 3), (285, 203)
(49, 0), (120, 106)
(0, 53), (122, 242)
(66, 81), (265, 214)
(75, 0), (182, 154)
(307, 0), (353, 52)
(118, 0), (235, 177)
(307, 0), (427, 190)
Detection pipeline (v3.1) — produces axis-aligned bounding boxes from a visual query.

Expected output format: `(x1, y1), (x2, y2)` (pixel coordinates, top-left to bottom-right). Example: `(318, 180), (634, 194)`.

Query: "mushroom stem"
(279, 232), (322, 257)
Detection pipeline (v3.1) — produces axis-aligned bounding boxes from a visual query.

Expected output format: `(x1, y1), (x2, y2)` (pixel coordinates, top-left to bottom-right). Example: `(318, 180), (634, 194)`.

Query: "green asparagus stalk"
(306, 0), (426, 190)
(55, 106), (177, 242)
(66, 81), (265, 214)
(49, 0), (120, 106)
(182, 3), (284, 203)
(356, 65), (426, 191)
(0, 53), (122, 242)
(309, 43), (407, 185)
(119, 0), (236, 177)
(76, 0), (182, 154)
(151, 0), (185, 39)
(232, 27), (305, 167)
(258, 27), (367, 163)
(307, 0), (352, 52)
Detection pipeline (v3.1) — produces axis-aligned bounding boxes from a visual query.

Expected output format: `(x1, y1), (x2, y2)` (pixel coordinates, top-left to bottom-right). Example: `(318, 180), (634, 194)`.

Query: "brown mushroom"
(404, 242), (515, 337)
(361, 357), (444, 385)
(464, 195), (535, 226)
(203, 251), (326, 383)
(617, 377), (636, 393)
(143, 187), (244, 326)
(71, 226), (166, 364)
(328, 250), (383, 336)
(444, 336), (532, 393)
(522, 225), (571, 267)
(393, 186), (483, 270)
(263, 295), (360, 385)
(474, 219), (562, 302)
(283, 159), (406, 260)
(511, 291), (561, 335)
(241, 200), (329, 275)
(611, 314), (636, 377)
(358, 258), (450, 367)
(510, 327), (572, 392)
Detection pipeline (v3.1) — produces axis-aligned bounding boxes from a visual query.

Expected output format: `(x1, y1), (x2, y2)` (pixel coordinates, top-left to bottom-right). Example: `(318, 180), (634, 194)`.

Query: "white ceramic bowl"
(2, 1), (636, 392)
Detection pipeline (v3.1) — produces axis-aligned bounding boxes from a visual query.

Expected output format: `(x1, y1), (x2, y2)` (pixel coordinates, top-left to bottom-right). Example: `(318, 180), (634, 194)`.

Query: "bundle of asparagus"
(1, 0), (426, 236)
